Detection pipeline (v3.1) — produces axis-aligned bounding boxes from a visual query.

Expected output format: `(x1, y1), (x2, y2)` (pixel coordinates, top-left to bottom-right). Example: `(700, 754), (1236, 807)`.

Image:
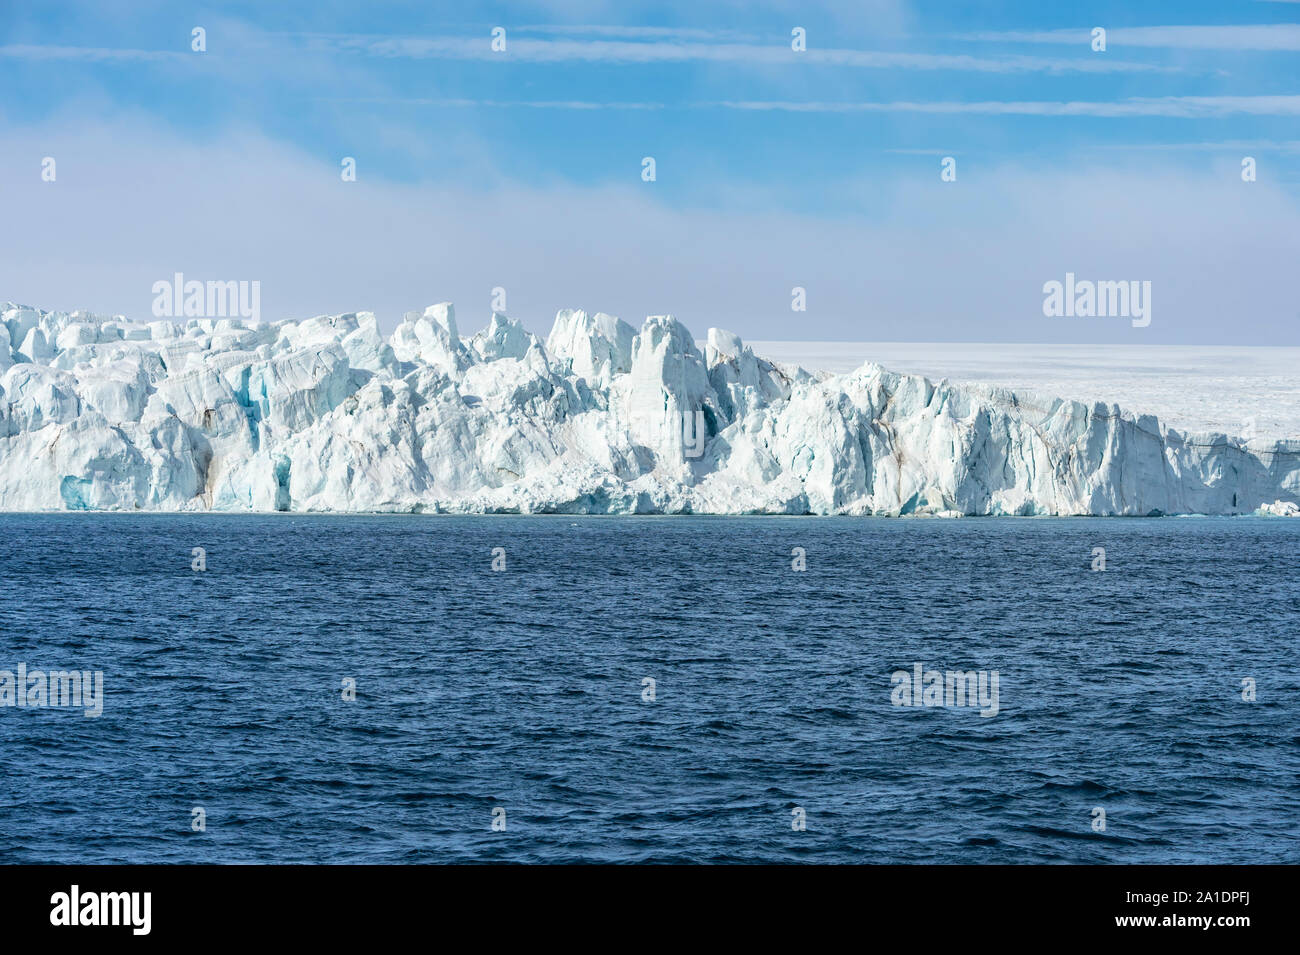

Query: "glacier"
(2, 300), (1298, 515)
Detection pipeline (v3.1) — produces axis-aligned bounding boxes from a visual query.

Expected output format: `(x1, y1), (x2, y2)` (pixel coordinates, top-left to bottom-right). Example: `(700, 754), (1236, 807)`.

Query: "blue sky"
(1, 1), (1297, 343)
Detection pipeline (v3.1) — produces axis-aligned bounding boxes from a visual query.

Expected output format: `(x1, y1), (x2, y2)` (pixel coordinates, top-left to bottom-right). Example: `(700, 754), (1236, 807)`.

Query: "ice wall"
(2, 301), (1297, 515)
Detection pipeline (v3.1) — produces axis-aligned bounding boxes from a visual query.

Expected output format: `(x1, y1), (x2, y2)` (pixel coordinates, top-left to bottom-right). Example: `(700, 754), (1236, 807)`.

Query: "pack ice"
(2, 301), (1297, 515)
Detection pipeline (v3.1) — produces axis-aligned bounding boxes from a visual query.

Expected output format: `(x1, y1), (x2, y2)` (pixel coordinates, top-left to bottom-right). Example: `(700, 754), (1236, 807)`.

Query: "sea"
(1, 514), (1296, 863)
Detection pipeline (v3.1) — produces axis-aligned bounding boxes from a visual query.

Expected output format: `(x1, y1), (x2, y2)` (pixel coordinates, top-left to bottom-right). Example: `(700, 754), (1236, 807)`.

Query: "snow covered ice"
(2, 301), (1298, 515)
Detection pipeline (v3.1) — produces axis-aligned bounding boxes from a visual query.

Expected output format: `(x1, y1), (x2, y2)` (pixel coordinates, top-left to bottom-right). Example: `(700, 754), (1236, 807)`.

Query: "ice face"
(1, 300), (1297, 514)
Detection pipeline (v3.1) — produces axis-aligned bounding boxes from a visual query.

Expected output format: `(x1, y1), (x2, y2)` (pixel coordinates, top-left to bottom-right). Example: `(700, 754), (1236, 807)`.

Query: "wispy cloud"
(314, 94), (1300, 118)
(0, 44), (185, 62)
(513, 24), (756, 42)
(956, 24), (1300, 51)
(711, 95), (1300, 117)
(884, 148), (960, 155)
(322, 97), (666, 110)
(1090, 139), (1300, 153)
(291, 32), (1180, 74)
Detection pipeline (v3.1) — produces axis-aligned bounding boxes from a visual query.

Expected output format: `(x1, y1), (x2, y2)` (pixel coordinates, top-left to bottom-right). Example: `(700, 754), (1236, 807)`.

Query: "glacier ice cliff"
(2, 301), (1298, 515)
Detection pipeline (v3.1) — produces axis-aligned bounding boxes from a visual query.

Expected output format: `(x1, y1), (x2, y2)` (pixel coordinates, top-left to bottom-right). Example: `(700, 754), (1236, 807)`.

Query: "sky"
(0, 0), (1297, 344)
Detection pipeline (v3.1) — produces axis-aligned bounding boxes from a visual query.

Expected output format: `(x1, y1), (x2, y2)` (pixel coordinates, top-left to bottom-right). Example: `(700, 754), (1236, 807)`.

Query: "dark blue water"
(1, 514), (1296, 863)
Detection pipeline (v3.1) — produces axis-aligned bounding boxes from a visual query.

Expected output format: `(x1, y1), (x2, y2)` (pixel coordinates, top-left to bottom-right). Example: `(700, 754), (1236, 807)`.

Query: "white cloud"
(1090, 140), (1300, 153)
(313, 94), (1300, 117)
(290, 31), (1179, 74)
(322, 96), (666, 110)
(0, 44), (185, 62)
(956, 24), (1300, 51)
(710, 95), (1300, 117)
(514, 24), (755, 41)
(1, 117), (1296, 346)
